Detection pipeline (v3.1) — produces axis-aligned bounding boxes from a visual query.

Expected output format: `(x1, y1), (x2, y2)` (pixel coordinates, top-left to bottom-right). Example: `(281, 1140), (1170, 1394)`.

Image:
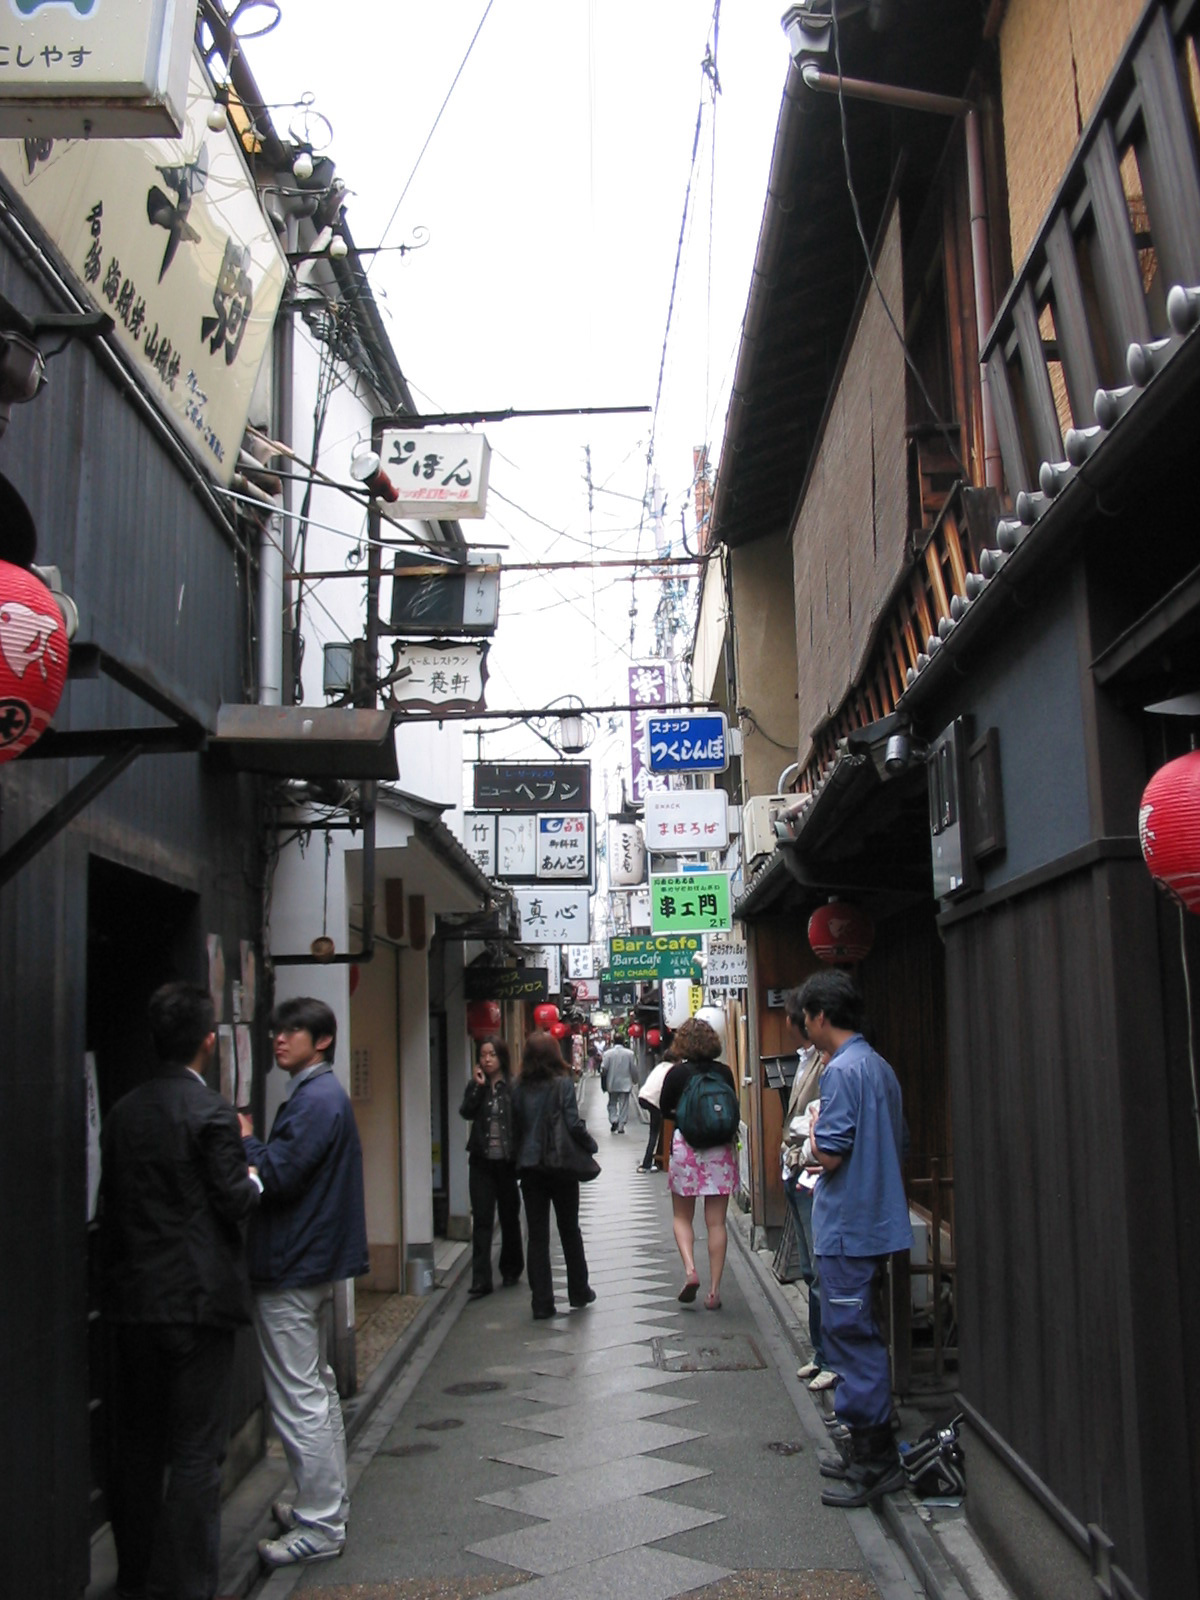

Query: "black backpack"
(674, 1065), (739, 1149)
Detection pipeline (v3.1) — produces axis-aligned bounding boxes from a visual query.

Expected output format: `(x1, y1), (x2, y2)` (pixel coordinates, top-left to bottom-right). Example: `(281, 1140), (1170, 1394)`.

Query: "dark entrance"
(85, 856), (199, 1532)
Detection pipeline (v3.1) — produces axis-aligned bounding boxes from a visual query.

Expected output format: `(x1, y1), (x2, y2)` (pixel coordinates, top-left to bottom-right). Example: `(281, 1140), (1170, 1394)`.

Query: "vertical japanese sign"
(537, 814), (590, 881)
(0, 52), (287, 484)
(462, 813), (497, 877)
(628, 661), (670, 803)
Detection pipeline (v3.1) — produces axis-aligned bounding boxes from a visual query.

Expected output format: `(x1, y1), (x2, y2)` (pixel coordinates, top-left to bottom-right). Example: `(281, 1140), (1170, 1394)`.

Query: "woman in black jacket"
(459, 1037), (523, 1297)
(510, 1031), (597, 1320)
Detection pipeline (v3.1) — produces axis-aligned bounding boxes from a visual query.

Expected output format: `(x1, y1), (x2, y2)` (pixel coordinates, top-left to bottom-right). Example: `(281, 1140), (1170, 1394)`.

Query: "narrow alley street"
(252, 1075), (920, 1600)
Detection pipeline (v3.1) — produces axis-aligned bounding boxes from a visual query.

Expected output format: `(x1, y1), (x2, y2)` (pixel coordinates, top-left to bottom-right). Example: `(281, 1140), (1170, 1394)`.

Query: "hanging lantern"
(0, 560), (69, 763)
(467, 1000), (501, 1039)
(646, 1028), (662, 1049)
(808, 901), (874, 964)
(550, 1020), (569, 1039)
(628, 1021), (644, 1039)
(533, 1002), (559, 1029)
(1140, 752), (1200, 912)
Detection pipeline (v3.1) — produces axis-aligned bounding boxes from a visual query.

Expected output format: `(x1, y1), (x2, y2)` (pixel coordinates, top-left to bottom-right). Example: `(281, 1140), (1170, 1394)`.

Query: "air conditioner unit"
(742, 794), (788, 866)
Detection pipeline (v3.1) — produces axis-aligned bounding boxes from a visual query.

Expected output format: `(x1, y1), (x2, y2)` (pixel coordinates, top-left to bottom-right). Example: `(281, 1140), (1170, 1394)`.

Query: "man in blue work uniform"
(797, 968), (911, 1507)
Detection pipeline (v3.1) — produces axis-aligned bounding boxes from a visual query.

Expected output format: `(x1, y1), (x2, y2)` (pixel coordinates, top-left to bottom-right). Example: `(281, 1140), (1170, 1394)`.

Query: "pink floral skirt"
(668, 1129), (738, 1197)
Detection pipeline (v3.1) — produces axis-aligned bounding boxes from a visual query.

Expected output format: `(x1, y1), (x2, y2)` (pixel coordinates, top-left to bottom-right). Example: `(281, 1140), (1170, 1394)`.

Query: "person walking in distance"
(797, 969), (911, 1507)
(239, 997), (369, 1569)
(658, 1017), (740, 1310)
(600, 1032), (637, 1133)
(459, 1036), (524, 1298)
(99, 981), (260, 1600)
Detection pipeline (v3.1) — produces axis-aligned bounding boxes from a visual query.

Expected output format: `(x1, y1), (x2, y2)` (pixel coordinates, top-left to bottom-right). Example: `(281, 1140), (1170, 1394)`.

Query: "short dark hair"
(148, 982), (215, 1065)
(794, 969), (864, 1032)
(666, 1017), (722, 1062)
(270, 995), (337, 1063)
(476, 1035), (511, 1077)
(520, 1030), (569, 1084)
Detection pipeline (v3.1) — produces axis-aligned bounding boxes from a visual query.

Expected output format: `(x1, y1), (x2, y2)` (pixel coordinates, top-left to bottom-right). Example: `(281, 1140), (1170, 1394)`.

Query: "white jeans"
(253, 1284), (348, 1542)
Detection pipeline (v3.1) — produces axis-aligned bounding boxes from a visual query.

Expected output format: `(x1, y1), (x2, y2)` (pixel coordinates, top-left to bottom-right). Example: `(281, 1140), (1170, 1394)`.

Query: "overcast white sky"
(250, 1), (789, 793)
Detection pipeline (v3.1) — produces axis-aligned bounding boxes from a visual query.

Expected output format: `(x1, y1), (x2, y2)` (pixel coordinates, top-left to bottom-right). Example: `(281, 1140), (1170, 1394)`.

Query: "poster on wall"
(0, 52), (287, 483)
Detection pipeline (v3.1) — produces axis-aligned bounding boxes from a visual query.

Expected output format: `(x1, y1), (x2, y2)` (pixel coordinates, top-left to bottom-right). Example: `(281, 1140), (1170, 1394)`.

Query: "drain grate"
(766, 1440), (805, 1456)
(379, 1440), (438, 1457)
(444, 1380), (507, 1396)
(650, 1333), (767, 1372)
(417, 1417), (465, 1432)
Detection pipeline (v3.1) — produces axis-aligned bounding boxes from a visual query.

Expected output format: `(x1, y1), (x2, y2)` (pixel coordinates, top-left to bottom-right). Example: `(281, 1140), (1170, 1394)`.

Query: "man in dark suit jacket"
(100, 981), (259, 1600)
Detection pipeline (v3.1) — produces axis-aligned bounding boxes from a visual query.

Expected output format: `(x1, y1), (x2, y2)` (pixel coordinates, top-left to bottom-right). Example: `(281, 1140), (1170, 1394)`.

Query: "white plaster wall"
(399, 945), (434, 1255)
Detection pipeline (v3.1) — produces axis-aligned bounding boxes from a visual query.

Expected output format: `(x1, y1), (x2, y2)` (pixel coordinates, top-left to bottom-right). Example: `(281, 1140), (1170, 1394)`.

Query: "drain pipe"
(797, 63), (1003, 492)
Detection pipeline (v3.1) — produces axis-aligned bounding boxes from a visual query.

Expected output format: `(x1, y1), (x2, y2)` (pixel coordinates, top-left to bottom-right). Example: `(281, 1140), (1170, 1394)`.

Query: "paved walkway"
(260, 1075), (920, 1600)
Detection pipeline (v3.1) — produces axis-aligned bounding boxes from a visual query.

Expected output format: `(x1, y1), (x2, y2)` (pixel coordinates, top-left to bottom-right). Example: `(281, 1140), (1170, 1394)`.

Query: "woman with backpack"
(510, 1031), (597, 1320)
(658, 1017), (740, 1310)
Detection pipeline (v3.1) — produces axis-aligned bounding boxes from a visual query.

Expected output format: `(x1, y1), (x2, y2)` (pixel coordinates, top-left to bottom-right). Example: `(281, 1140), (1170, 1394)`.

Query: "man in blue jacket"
(798, 969), (911, 1508)
(239, 996), (368, 1568)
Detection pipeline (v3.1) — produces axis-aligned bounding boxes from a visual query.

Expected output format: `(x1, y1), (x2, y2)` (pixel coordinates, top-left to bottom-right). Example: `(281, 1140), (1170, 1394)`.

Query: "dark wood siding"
(946, 859), (1198, 1598)
(0, 242), (264, 1595)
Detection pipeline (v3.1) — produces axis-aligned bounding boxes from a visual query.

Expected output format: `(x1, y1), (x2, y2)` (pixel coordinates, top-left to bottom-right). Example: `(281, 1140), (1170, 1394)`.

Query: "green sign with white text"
(607, 934), (703, 981)
(650, 873), (733, 934)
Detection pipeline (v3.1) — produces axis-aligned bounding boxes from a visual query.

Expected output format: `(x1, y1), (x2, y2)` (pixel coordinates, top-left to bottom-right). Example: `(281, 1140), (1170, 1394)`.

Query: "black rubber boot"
(820, 1426), (905, 1507)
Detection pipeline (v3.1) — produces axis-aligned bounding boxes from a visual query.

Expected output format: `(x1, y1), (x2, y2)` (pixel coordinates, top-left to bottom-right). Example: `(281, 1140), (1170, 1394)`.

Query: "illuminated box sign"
(706, 932), (748, 990)
(473, 762), (590, 812)
(513, 889), (589, 943)
(599, 978), (638, 1006)
(647, 713), (729, 774)
(0, 52), (287, 483)
(0, 0), (194, 139)
(650, 873), (733, 934)
(608, 933), (702, 982)
(644, 789), (729, 851)
(464, 966), (548, 1003)
(379, 429), (491, 519)
(388, 552), (501, 636)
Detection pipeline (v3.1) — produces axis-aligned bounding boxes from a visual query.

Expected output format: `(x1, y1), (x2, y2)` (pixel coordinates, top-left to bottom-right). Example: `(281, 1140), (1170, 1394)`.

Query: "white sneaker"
(808, 1369), (838, 1392)
(796, 1359), (821, 1381)
(258, 1526), (344, 1567)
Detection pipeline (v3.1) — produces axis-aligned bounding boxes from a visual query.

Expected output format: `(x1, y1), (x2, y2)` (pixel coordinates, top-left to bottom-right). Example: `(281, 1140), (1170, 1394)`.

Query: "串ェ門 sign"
(650, 873), (733, 934)
(608, 933), (703, 981)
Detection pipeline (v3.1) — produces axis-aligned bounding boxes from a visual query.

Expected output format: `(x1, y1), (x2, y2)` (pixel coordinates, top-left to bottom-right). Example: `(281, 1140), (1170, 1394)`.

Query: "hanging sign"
(566, 945), (598, 979)
(608, 933), (703, 982)
(473, 762), (590, 812)
(537, 814), (590, 881)
(513, 889), (589, 943)
(379, 429), (491, 518)
(0, 0), (194, 139)
(527, 945), (562, 993)
(462, 812), (497, 877)
(388, 551), (500, 636)
(706, 931), (748, 990)
(464, 966), (549, 1003)
(644, 789), (729, 851)
(647, 713), (729, 774)
(386, 640), (488, 712)
(650, 872), (733, 934)
(608, 820), (646, 885)
(628, 661), (671, 802)
(0, 53), (287, 484)
(600, 977), (639, 1006)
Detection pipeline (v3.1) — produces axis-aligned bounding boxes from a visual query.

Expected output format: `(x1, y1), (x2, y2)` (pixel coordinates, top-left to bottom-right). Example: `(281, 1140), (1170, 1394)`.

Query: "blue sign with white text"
(646, 714), (729, 774)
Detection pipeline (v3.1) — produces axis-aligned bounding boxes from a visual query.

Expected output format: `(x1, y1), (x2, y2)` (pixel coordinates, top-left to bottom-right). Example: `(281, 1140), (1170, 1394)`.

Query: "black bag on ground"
(674, 1065), (739, 1148)
(540, 1081), (601, 1181)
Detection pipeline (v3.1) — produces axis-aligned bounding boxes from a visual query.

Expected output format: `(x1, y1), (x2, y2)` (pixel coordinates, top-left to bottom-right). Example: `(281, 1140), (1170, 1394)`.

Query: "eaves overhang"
(209, 705), (399, 780)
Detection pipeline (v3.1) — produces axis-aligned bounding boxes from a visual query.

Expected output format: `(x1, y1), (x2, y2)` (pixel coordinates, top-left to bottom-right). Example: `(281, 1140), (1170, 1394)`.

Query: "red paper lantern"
(808, 901), (874, 964)
(533, 1003), (559, 1029)
(550, 1020), (569, 1039)
(467, 1000), (501, 1038)
(646, 1028), (662, 1049)
(0, 560), (68, 763)
(1140, 752), (1200, 912)
(628, 1022), (644, 1039)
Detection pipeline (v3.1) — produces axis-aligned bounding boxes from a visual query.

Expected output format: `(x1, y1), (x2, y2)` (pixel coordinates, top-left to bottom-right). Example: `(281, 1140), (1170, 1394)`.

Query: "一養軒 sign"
(379, 429), (491, 519)
(650, 873), (732, 934)
(386, 639), (488, 712)
(644, 788), (729, 851)
(646, 713), (729, 774)
(607, 933), (703, 982)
